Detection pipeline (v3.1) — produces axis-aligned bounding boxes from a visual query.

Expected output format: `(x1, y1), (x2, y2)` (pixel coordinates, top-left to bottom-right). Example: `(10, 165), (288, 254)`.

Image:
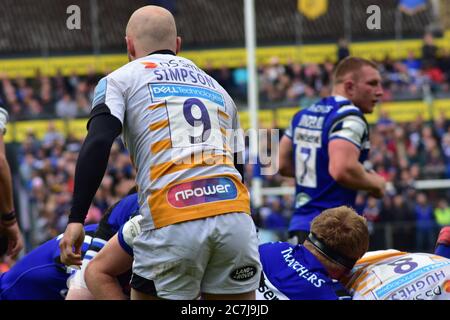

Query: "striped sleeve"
(329, 115), (368, 148)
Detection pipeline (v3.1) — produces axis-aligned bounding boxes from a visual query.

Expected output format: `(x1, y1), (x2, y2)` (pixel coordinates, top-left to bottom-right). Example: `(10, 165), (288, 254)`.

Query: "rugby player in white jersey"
(343, 249), (450, 300)
(60, 5), (260, 300)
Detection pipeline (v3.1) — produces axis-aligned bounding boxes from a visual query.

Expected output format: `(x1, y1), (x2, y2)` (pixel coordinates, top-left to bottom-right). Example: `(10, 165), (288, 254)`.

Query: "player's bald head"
(126, 6), (179, 58)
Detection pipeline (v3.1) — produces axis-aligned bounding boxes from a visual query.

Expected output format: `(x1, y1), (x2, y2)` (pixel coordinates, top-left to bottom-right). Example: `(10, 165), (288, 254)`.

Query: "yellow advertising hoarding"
(4, 36), (450, 78)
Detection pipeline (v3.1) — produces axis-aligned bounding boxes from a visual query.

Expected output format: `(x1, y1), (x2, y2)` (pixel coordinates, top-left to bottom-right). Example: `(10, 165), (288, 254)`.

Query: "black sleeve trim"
(68, 114), (122, 224)
(86, 103), (113, 130)
(328, 111), (368, 137)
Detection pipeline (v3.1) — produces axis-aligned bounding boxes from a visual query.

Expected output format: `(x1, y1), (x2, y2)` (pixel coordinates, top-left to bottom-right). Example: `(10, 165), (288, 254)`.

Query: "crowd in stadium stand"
(16, 129), (136, 245)
(2, 35), (450, 119)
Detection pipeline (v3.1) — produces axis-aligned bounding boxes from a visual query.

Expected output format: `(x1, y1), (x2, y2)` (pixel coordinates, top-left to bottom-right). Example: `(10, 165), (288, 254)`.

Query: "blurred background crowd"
(2, 32), (450, 120)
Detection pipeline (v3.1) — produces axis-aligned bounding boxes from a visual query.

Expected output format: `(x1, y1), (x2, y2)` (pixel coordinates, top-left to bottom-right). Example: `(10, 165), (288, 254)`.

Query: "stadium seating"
(0, 0), (434, 55)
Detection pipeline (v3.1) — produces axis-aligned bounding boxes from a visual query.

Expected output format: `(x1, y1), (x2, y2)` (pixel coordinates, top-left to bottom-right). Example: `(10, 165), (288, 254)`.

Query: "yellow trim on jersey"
(148, 173), (250, 228)
(218, 110), (230, 120)
(357, 251), (406, 265)
(350, 271), (370, 289)
(150, 154), (234, 181)
(151, 138), (172, 154)
(147, 101), (166, 110)
(220, 128), (227, 136)
(355, 279), (371, 293)
(149, 119), (169, 131)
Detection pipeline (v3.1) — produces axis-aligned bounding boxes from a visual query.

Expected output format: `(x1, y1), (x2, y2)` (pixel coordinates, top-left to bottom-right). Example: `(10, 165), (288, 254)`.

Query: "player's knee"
(84, 260), (98, 289)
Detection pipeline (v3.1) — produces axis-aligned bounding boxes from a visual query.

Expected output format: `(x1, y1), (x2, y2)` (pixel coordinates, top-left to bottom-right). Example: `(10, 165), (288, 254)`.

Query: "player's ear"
(344, 79), (355, 97)
(175, 36), (182, 54)
(125, 36), (136, 61)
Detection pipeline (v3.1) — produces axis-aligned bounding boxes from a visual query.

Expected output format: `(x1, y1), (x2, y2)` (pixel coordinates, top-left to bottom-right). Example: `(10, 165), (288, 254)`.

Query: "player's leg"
(201, 213), (261, 300)
(84, 234), (132, 300)
(65, 287), (95, 300)
(66, 257), (95, 300)
(202, 291), (255, 300)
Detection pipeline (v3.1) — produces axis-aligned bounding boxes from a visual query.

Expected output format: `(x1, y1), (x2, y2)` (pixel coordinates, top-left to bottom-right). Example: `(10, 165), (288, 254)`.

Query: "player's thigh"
(132, 221), (211, 300)
(203, 291), (255, 300)
(202, 213), (261, 296)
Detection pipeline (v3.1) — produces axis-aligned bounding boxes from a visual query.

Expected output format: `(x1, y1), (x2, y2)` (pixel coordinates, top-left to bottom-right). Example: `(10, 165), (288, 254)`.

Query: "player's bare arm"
(329, 139), (385, 198)
(279, 135), (295, 177)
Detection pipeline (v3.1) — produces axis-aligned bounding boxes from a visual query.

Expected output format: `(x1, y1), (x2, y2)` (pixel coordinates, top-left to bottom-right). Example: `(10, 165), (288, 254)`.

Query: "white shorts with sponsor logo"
(132, 212), (261, 300)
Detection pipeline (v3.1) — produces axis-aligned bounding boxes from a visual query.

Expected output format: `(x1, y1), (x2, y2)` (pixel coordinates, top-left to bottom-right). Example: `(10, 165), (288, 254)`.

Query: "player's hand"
(368, 172), (386, 199)
(1, 221), (24, 258)
(59, 222), (85, 266)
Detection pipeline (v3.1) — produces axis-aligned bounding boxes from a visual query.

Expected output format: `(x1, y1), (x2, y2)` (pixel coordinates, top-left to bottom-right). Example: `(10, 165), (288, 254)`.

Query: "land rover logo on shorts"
(167, 177), (237, 208)
(230, 266), (257, 281)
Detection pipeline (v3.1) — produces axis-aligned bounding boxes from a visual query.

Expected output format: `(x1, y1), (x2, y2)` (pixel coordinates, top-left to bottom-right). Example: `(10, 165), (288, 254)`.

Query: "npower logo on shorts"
(167, 177), (237, 208)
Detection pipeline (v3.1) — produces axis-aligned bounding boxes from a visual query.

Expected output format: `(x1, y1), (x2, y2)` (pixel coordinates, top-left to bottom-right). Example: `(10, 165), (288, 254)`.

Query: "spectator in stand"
(362, 197), (383, 249)
(376, 110), (395, 134)
(337, 38), (350, 62)
(389, 194), (415, 251)
(403, 50), (421, 78)
(441, 129), (450, 177)
(232, 64), (248, 101)
(439, 48), (450, 88)
(55, 93), (78, 119)
(434, 198), (450, 228)
(298, 85), (318, 108)
(422, 32), (438, 68)
(42, 121), (64, 148)
(414, 192), (436, 252)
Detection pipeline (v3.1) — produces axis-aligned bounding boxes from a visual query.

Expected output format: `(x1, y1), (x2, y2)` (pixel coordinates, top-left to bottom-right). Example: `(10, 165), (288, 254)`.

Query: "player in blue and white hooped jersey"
(0, 193), (139, 300)
(0, 224), (96, 300)
(278, 57), (386, 244)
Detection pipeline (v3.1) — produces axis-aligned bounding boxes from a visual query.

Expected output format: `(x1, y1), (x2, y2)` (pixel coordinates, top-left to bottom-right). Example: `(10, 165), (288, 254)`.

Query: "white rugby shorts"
(132, 212), (261, 300)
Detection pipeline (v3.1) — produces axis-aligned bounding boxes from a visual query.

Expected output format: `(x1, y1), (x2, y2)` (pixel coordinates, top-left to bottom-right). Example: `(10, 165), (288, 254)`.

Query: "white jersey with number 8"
(344, 250), (450, 300)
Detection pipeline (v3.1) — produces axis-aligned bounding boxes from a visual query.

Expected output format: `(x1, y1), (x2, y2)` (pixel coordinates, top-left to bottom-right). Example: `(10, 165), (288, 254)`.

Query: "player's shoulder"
(329, 96), (363, 116)
(357, 249), (405, 264)
(105, 59), (142, 82)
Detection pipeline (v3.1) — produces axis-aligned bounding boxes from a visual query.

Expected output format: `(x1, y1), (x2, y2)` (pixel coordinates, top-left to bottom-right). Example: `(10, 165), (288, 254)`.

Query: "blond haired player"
(59, 5), (260, 300)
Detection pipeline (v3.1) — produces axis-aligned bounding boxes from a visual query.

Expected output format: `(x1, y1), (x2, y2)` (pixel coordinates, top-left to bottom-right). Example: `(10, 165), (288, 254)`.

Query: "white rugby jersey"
(91, 52), (250, 231)
(343, 250), (450, 300)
